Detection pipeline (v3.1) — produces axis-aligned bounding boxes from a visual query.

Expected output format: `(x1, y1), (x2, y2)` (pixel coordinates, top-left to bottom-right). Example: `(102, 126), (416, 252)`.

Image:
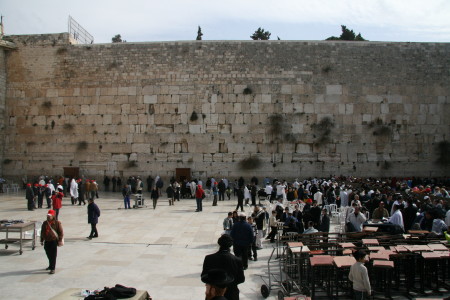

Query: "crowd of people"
(20, 174), (450, 298)
(201, 175), (450, 300)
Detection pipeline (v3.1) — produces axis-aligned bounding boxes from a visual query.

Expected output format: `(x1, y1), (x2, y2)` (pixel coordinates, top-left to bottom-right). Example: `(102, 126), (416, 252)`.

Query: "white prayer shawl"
(244, 186), (251, 199)
(70, 179), (79, 198)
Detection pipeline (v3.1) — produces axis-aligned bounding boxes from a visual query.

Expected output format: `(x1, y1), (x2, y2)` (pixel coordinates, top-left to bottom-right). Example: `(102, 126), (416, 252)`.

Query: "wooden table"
(427, 243), (448, 251)
(310, 255), (334, 299)
(420, 252), (442, 292)
(338, 242), (356, 248)
(369, 252), (391, 260)
(404, 245), (432, 253)
(0, 221), (36, 254)
(363, 226), (379, 232)
(367, 246), (385, 251)
(49, 288), (151, 300)
(362, 239), (379, 245)
(408, 230), (429, 234)
(333, 256), (356, 268)
(372, 260), (394, 298)
(289, 245), (310, 254)
(332, 256), (356, 298)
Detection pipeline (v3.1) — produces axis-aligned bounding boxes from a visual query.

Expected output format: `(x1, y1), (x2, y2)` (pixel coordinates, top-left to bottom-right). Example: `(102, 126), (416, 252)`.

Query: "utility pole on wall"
(0, 16), (4, 38)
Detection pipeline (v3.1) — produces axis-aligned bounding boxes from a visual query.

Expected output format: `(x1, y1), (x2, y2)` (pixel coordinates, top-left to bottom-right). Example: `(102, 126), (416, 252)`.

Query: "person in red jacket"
(40, 209), (64, 274)
(52, 187), (64, 220)
(195, 184), (205, 212)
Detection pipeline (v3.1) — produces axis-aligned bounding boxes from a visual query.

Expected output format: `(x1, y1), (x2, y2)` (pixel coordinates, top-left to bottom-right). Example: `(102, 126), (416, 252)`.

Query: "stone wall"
(1, 33), (449, 181)
(0, 47), (5, 176)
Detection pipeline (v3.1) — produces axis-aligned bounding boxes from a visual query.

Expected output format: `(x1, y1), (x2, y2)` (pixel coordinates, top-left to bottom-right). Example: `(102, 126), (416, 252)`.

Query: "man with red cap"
(40, 209), (64, 274)
(52, 187), (64, 220)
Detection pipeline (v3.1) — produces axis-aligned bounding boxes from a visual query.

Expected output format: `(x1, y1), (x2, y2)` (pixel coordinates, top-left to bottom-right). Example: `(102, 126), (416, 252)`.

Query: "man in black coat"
(310, 200), (322, 228)
(230, 213), (253, 270)
(202, 235), (245, 300)
(87, 198), (100, 239)
(218, 180), (226, 201)
(25, 183), (35, 211)
(318, 208), (330, 232)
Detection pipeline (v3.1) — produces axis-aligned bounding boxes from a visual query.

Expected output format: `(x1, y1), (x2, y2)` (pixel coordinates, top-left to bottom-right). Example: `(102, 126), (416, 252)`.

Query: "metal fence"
(68, 15), (94, 44)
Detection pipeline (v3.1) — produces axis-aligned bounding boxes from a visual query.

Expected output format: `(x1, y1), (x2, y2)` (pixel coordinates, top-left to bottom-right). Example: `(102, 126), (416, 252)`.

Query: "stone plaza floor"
(0, 191), (277, 300)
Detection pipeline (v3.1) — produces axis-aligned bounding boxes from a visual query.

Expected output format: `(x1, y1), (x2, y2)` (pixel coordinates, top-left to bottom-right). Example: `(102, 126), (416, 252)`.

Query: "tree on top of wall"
(251, 27), (271, 40)
(112, 34), (126, 43)
(326, 25), (367, 41)
(196, 26), (203, 40)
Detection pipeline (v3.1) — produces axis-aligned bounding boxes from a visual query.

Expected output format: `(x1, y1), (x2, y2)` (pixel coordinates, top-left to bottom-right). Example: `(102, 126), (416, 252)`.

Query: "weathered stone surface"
(0, 34), (449, 180)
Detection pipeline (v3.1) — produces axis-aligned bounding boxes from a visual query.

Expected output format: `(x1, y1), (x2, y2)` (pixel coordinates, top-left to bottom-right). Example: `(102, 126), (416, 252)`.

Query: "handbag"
(49, 222), (64, 247)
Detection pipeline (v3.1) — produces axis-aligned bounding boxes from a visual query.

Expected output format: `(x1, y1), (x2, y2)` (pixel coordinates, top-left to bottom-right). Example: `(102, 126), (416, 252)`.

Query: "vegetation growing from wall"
(311, 117), (335, 146)
(42, 101), (52, 108)
(190, 111), (199, 122)
(77, 141), (88, 151)
(243, 87), (253, 95)
(238, 156), (262, 170)
(63, 123), (74, 130)
(2, 159), (12, 165)
(368, 118), (392, 137)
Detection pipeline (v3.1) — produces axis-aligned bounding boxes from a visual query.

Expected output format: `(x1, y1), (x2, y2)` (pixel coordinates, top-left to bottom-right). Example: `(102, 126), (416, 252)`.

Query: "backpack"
(84, 284), (136, 300)
(109, 284), (137, 298)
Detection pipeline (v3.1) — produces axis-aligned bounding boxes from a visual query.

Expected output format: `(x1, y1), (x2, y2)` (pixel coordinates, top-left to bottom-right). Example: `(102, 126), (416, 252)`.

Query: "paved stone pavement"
(0, 191), (281, 300)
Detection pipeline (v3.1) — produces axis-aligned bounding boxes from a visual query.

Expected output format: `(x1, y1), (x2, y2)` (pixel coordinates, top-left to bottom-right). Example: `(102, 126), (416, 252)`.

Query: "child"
(348, 250), (371, 299)
(247, 216), (258, 261)
(265, 210), (278, 243)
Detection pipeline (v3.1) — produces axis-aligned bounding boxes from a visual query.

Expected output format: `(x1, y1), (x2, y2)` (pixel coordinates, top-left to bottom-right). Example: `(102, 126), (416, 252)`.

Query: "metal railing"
(68, 15), (94, 44)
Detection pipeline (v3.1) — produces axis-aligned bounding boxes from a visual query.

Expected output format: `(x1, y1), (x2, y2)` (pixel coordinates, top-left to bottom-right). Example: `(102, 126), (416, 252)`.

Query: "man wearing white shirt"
(346, 205), (366, 232)
(264, 184), (273, 198)
(388, 204), (404, 230)
(390, 195), (408, 216)
(275, 182), (285, 199)
(292, 179), (300, 190)
(340, 188), (349, 207)
(313, 190), (323, 206)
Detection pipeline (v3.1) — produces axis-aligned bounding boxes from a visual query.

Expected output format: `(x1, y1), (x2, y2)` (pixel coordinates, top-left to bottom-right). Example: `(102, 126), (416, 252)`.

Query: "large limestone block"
(132, 143), (150, 153)
(189, 124), (205, 134)
(326, 85), (342, 95)
(366, 95), (382, 103)
(387, 95), (402, 104)
(144, 95), (157, 104)
(281, 85), (292, 94)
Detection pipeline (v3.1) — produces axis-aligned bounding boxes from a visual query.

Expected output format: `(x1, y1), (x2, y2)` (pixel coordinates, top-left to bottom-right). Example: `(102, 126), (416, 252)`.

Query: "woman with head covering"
(40, 209), (64, 274)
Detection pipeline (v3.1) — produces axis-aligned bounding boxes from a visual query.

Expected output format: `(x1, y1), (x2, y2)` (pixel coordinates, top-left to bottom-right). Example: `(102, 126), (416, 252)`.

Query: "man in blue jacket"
(87, 198), (100, 239)
(230, 212), (253, 270)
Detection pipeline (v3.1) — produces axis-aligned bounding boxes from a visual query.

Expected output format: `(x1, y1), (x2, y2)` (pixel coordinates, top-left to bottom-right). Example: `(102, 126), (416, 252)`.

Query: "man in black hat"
(202, 235), (245, 300)
(201, 268), (234, 300)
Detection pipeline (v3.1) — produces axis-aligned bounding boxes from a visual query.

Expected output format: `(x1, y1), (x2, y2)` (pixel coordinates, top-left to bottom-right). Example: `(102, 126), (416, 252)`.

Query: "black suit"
(202, 249), (245, 300)
(318, 214), (330, 232)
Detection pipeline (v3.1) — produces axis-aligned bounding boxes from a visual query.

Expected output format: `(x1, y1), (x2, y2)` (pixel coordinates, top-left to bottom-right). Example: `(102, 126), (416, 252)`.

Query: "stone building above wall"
(1, 33), (449, 181)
